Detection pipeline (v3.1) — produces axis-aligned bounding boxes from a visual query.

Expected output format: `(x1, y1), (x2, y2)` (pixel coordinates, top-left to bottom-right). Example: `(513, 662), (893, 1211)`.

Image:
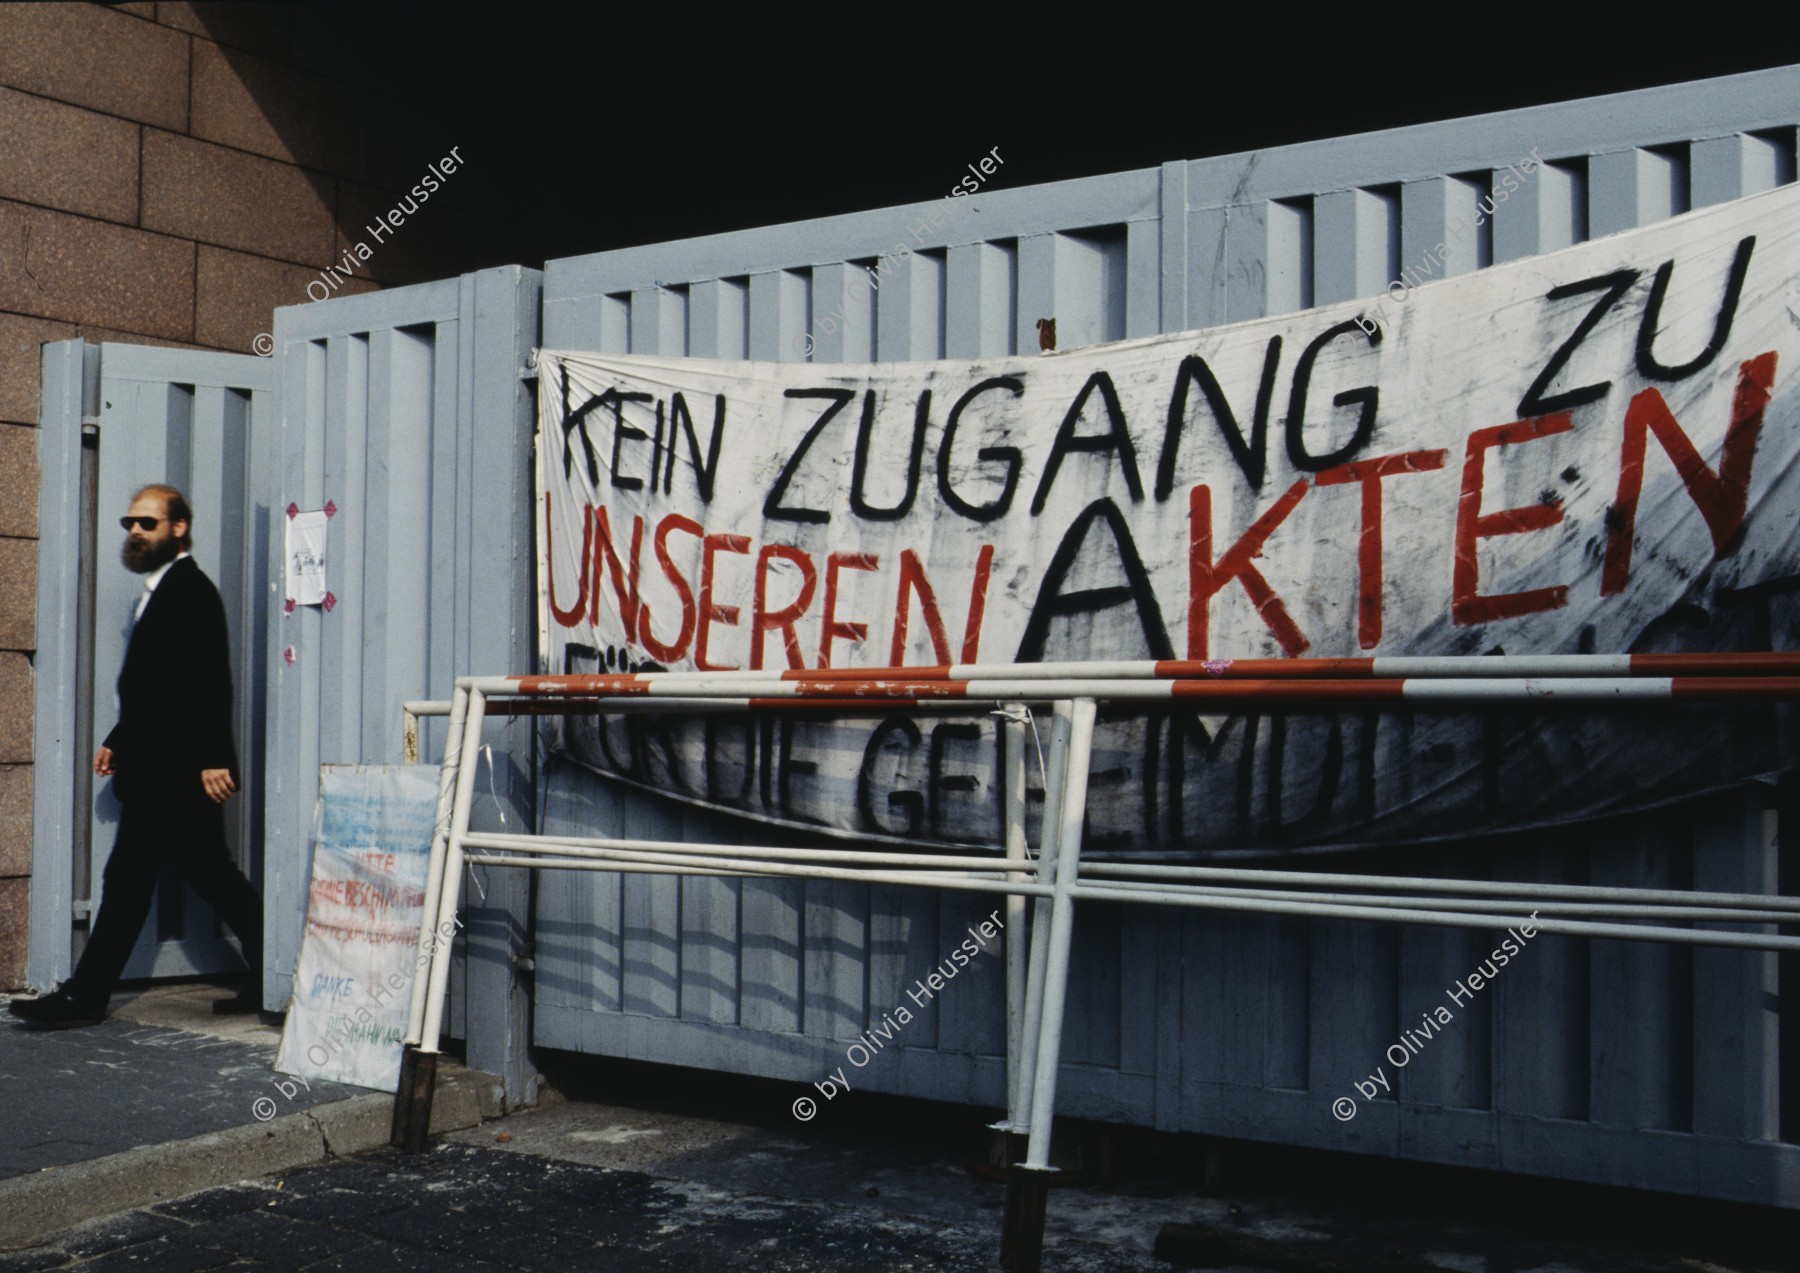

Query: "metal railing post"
(1002, 698), (1093, 1272)
(392, 684), (468, 1146)
(409, 685), (488, 1150)
(1005, 703), (1071, 1140)
(999, 704), (1031, 1135)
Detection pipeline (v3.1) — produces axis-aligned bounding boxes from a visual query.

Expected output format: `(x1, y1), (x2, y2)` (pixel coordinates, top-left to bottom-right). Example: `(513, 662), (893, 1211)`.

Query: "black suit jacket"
(103, 555), (238, 808)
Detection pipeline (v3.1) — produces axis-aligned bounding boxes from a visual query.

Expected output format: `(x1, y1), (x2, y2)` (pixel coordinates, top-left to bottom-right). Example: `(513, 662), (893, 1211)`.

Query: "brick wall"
(0, 1), (527, 988)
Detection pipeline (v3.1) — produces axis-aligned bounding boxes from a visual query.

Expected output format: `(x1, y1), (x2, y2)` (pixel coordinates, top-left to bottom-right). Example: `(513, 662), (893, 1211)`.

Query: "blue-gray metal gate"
(262, 267), (542, 1098)
(531, 65), (1800, 1204)
(32, 342), (274, 986)
(30, 270), (543, 1107)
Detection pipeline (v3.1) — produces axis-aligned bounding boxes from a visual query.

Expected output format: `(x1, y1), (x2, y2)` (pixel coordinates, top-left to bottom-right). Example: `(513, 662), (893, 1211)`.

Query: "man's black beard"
(122, 535), (180, 574)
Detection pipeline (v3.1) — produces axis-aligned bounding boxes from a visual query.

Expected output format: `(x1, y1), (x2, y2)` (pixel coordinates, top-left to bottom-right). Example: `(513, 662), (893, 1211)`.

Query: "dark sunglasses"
(120, 516), (167, 532)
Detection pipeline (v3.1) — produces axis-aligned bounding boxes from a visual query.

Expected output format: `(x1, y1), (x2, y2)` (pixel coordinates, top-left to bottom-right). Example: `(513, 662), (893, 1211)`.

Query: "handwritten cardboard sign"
(277, 765), (439, 1090)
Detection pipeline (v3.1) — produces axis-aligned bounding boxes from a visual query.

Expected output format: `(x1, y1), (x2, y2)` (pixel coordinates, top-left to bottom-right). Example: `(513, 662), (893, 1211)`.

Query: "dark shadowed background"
(335, 6), (1792, 264)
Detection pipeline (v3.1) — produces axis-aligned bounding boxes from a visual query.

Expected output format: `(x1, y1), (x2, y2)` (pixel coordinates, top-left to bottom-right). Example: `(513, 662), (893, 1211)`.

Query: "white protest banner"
(276, 765), (440, 1090)
(535, 183), (1800, 856)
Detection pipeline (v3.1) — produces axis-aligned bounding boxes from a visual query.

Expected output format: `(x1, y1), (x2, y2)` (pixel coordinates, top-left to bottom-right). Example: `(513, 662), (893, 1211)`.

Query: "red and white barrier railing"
(514, 651), (1800, 682)
(395, 654), (1800, 1272)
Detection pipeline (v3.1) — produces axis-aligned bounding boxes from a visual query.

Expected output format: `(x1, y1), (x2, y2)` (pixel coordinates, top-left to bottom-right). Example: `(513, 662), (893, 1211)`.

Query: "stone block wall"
(0, 1), (526, 987)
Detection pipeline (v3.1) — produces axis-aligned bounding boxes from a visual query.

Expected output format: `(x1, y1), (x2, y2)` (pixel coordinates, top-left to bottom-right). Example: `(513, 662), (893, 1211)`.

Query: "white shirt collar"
(144, 551), (189, 595)
(135, 551), (189, 618)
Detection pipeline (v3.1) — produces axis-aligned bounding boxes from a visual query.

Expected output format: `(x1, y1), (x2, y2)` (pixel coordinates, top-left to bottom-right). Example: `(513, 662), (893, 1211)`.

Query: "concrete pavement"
(0, 983), (502, 1252)
(1, 984), (361, 1182)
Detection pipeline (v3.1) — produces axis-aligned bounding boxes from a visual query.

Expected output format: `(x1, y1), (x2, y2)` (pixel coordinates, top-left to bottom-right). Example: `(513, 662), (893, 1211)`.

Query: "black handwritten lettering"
(1286, 320), (1381, 471)
(938, 377), (1024, 522)
(1032, 372), (1143, 514)
(1516, 268), (1637, 417)
(704, 713), (755, 804)
(1264, 713), (1342, 839)
(927, 722), (982, 838)
(858, 716), (923, 836)
(668, 392), (727, 500)
(559, 370), (613, 485)
(765, 388), (853, 524)
(607, 390), (654, 490)
(777, 719), (826, 825)
(1160, 708), (1248, 844)
(1635, 235), (1754, 381)
(1157, 339), (1282, 497)
(1015, 497), (1174, 663)
(851, 390), (931, 521)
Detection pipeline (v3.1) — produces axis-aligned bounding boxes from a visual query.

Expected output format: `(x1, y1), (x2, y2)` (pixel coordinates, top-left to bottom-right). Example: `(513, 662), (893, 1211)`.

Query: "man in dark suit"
(10, 485), (263, 1027)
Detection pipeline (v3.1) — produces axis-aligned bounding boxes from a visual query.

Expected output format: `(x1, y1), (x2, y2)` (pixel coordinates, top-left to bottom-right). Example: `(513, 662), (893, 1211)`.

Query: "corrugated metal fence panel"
(28, 340), (95, 990)
(264, 268), (542, 1077)
(30, 342), (276, 988)
(532, 67), (1800, 1202)
(92, 345), (274, 978)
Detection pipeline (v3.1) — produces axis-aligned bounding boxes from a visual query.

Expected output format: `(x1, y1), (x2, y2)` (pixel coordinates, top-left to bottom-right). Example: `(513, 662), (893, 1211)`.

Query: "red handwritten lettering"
(1452, 413), (1572, 625)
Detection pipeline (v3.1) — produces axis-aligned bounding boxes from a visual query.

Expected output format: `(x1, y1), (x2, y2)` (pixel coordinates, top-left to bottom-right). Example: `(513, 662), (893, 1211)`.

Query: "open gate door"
(31, 340), (275, 987)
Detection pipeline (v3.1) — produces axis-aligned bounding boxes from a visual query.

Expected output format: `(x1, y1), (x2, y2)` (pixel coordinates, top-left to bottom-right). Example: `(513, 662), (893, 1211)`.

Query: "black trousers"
(68, 793), (263, 1002)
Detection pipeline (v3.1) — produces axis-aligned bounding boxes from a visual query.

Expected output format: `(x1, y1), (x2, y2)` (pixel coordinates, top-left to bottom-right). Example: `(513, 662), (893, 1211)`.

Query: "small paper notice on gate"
(285, 510), (328, 606)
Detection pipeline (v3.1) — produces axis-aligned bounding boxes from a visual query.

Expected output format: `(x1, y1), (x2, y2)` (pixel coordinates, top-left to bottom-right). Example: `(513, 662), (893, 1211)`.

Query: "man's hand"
(201, 768), (237, 804)
(94, 746), (113, 776)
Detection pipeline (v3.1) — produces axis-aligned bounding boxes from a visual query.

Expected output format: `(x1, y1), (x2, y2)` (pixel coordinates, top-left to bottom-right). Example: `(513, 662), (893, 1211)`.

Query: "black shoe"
(8, 984), (107, 1029)
(212, 988), (263, 1016)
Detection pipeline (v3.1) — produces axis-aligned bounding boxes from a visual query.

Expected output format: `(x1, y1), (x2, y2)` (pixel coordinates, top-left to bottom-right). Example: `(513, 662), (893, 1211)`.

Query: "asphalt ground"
(1, 987), (1794, 1272)
(0, 1144), (1162, 1273)
(436, 1061), (1799, 1273)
